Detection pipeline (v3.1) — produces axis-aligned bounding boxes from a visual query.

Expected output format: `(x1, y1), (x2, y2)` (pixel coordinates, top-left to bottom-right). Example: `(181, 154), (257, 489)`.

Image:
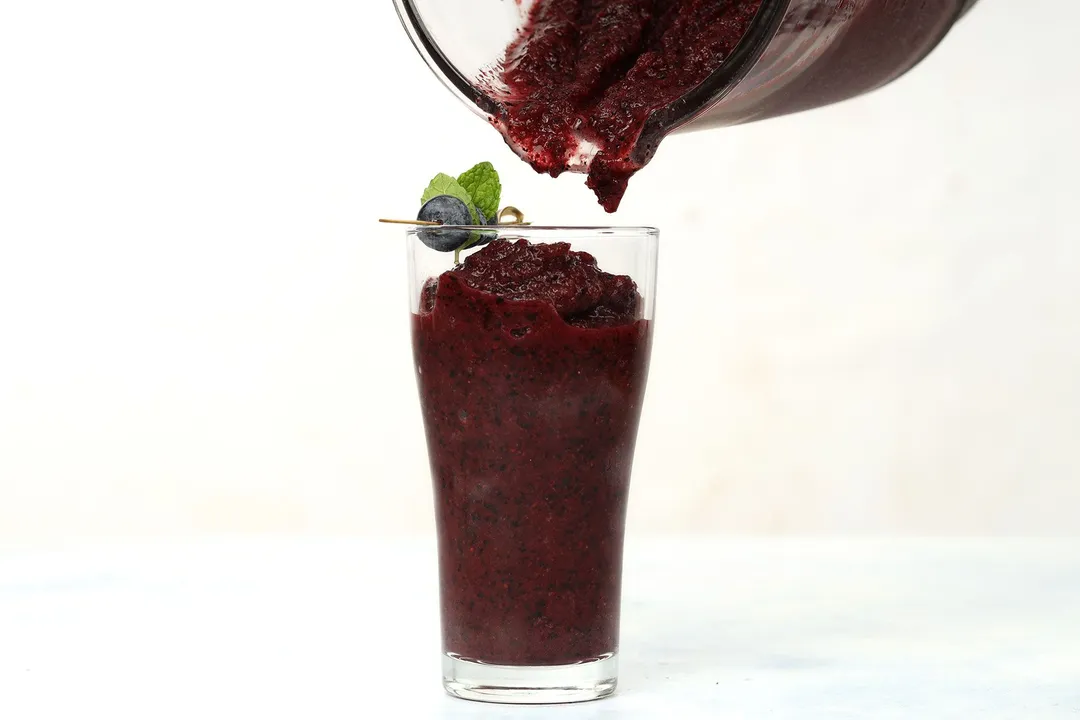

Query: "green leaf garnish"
(457, 162), (501, 221)
(421, 173), (480, 224)
(410, 163), (518, 265)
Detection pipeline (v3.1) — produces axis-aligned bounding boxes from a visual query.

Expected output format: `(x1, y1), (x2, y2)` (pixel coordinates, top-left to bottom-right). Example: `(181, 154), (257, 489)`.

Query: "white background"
(1, 0), (1077, 546)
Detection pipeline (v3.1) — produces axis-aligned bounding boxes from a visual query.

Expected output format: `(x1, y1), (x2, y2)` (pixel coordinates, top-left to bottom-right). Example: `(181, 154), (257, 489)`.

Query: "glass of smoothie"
(407, 225), (658, 704)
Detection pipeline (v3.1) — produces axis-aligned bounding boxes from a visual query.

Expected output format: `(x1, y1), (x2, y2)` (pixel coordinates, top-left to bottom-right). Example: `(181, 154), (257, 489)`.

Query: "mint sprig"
(418, 162), (507, 265)
(457, 162), (501, 221)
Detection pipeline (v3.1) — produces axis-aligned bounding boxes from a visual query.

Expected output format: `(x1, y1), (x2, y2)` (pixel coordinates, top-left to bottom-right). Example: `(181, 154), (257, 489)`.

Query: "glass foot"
(442, 652), (618, 704)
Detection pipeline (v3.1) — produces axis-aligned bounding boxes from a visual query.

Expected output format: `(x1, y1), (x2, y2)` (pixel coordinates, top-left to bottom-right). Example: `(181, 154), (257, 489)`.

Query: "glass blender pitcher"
(393, 0), (980, 165)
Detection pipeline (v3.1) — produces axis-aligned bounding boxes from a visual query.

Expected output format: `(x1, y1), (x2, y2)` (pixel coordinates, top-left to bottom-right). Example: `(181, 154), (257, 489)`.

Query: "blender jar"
(393, 0), (979, 166)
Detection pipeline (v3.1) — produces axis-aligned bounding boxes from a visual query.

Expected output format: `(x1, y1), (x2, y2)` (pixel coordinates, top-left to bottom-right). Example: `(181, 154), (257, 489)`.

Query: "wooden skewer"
(379, 218), (442, 226)
(379, 207), (531, 227)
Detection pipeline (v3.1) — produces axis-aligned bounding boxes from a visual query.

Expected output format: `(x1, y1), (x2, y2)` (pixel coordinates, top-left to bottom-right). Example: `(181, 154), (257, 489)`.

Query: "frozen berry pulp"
(448, 239), (641, 328)
(492, 0), (764, 212)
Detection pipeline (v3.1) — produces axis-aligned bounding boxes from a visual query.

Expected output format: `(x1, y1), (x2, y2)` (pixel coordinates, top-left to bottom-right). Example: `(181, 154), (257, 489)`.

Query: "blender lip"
(635, 0), (788, 154)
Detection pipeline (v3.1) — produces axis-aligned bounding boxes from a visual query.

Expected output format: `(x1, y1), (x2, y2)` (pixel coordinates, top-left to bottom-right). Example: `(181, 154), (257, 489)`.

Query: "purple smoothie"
(412, 239), (652, 665)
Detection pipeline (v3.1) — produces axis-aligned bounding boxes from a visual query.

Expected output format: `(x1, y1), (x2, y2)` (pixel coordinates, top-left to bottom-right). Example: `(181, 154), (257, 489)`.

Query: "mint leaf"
(421, 173), (479, 224)
(457, 162), (501, 221)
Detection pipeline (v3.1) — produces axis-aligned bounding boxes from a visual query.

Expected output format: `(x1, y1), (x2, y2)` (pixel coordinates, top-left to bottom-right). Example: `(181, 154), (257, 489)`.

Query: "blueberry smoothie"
(412, 238), (652, 666)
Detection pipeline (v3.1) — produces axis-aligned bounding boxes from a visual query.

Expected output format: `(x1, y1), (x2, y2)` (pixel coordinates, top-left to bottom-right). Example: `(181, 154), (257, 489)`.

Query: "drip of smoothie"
(493, 0), (764, 212)
(413, 239), (652, 665)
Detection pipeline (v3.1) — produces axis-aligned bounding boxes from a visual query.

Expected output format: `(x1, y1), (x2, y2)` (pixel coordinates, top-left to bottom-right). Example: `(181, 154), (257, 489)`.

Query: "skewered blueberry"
(417, 195), (472, 251)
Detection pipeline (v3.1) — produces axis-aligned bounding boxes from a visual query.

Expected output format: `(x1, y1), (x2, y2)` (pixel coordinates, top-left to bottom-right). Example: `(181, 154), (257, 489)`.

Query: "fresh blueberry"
(418, 194), (472, 225)
(417, 195), (472, 251)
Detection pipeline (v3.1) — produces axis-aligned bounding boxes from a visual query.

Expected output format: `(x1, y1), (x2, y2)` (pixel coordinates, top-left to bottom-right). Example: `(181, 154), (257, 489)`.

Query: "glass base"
(442, 652), (618, 704)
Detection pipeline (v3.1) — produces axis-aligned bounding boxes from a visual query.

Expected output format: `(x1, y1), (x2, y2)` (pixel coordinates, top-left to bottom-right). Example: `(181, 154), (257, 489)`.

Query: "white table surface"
(1, 537), (1077, 719)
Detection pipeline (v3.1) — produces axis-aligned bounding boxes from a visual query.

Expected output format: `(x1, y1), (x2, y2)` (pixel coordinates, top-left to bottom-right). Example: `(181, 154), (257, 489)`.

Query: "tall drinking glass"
(406, 227), (658, 703)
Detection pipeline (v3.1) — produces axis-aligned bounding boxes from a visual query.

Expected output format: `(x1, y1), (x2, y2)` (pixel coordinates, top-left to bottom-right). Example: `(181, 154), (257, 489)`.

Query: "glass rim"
(405, 225), (659, 234)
